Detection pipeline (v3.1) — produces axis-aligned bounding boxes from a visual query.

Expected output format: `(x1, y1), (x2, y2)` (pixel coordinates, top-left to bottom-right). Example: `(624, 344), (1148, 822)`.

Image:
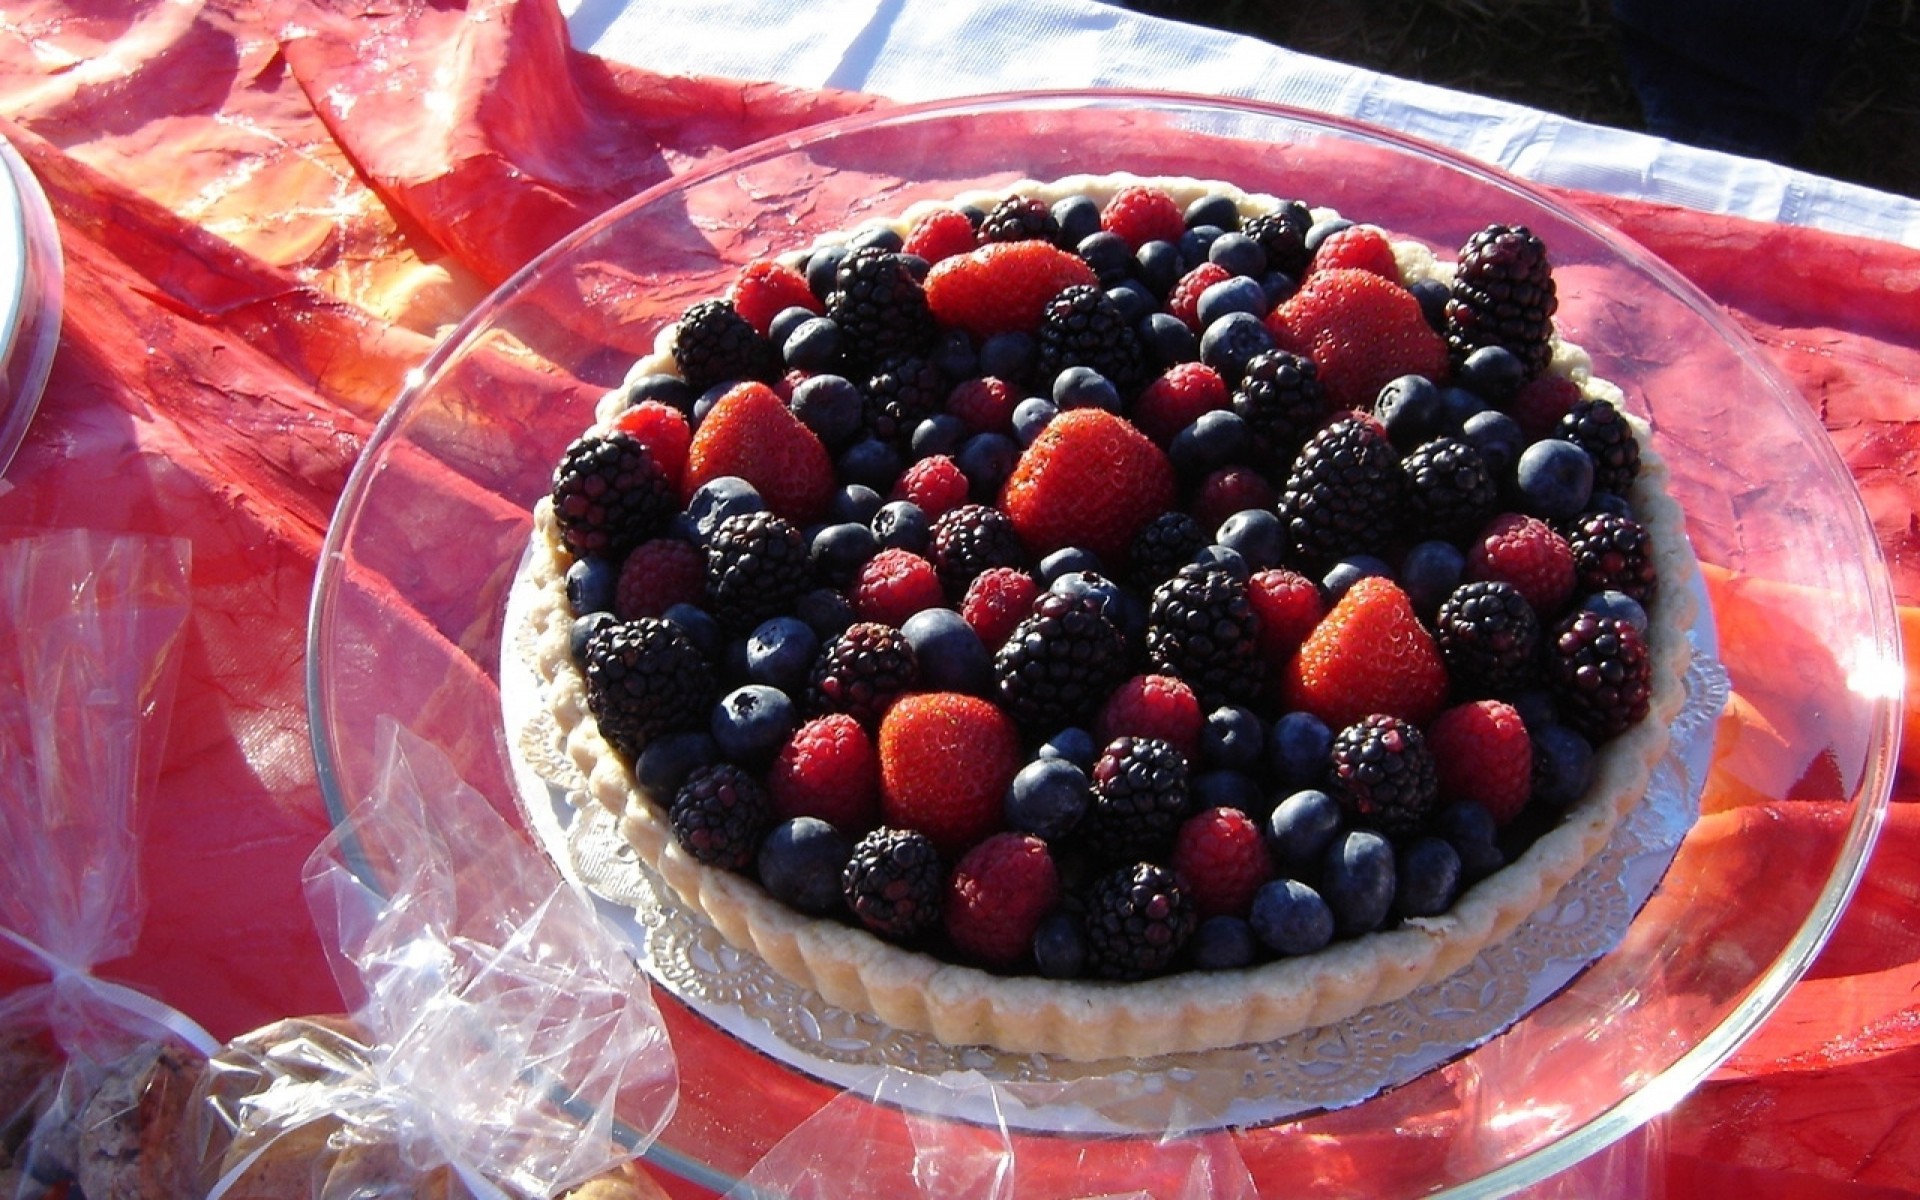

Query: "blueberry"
(781, 316), (843, 372)
(1435, 800), (1506, 883)
(930, 328), (979, 381)
(1393, 836), (1463, 918)
(1437, 385), (1490, 432)
(1408, 277), (1450, 332)
(1033, 911), (1089, 979)
(1077, 231), (1136, 285)
(1191, 915), (1260, 970)
(1134, 239), (1183, 295)
(565, 555), (618, 615)
(1266, 788), (1343, 876)
(957, 432), (1021, 501)
(1269, 712), (1332, 790)
(1508, 687), (1559, 732)
(1259, 271), (1299, 308)
(828, 483), (884, 526)
(1184, 192), (1242, 232)
(767, 305), (819, 350)
(1214, 508), (1287, 571)
(744, 616), (820, 694)
(710, 684), (798, 767)
(686, 476), (764, 544)
(1193, 769), (1264, 814)
(1250, 879), (1336, 956)
(1457, 345), (1527, 402)
(1207, 230), (1267, 278)
(1303, 217), (1354, 253)
(836, 437), (904, 493)
(634, 731), (719, 807)
(1139, 312), (1199, 369)
(1170, 409), (1254, 479)
(804, 244), (848, 301)
(1531, 724), (1596, 809)
(625, 372), (695, 414)
(1323, 830), (1396, 937)
(1400, 540), (1466, 617)
(1582, 589), (1649, 634)
(1011, 396), (1059, 445)
(1176, 225), (1224, 270)
(1106, 282), (1157, 328)
(1038, 546), (1103, 585)
(1052, 194), (1103, 246)
(809, 521), (880, 585)
(870, 500), (930, 553)
(1038, 727), (1098, 769)
(1190, 543), (1249, 579)
(901, 607), (993, 695)
(1201, 705), (1266, 771)
(569, 611), (616, 663)
(909, 413), (969, 461)
(662, 602), (722, 659)
(1322, 555), (1393, 602)
(794, 587), (856, 640)
(847, 223), (904, 254)
(1461, 409), (1527, 478)
(979, 331), (1037, 383)
(1053, 366), (1121, 412)
(1195, 275), (1269, 327)
(1514, 439), (1595, 520)
(1198, 310), (1275, 384)
(758, 817), (854, 915)
(1005, 757), (1091, 840)
(1374, 374), (1446, 450)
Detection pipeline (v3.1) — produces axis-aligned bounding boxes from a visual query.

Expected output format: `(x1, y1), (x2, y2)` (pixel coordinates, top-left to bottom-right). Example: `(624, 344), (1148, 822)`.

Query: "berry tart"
(524, 175), (1697, 1063)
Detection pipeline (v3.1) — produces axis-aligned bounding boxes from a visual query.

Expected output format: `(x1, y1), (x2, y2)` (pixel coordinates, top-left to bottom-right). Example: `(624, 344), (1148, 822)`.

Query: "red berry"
(1308, 225), (1399, 280)
(1001, 408), (1177, 564)
(945, 832), (1060, 969)
(1171, 807), (1274, 920)
(1427, 700), (1533, 824)
(1284, 575), (1449, 729)
(683, 381), (835, 525)
(613, 537), (706, 620)
(1190, 466), (1278, 533)
(924, 240), (1100, 340)
(1132, 362), (1230, 447)
(960, 566), (1039, 650)
(767, 714), (880, 831)
(945, 376), (1021, 435)
(891, 454), (970, 519)
(1508, 373), (1582, 440)
(902, 207), (979, 264)
(878, 692), (1022, 855)
(849, 547), (945, 627)
(1247, 567), (1326, 669)
(1467, 513), (1576, 616)
(1095, 674), (1203, 760)
(612, 401), (692, 493)
(1267, 267), (1448, 411)
(1100, 184), (1186, 251)
(1167, 263), (1232, 331)
(726, 259), (821, 335)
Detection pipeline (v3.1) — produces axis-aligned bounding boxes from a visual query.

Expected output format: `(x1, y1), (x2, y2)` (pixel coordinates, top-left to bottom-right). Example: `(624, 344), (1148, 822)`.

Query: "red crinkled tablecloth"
(2, 1), (1918, 1196)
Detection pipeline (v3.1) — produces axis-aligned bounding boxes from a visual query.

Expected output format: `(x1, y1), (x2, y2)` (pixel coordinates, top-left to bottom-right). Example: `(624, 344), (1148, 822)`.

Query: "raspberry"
(877, 692), (1023, 855)
(550, 431), (677, 560)
(1095, 674), (1204, 760)
(727, 259), (822, 335)
(683, 381), (834, 525)
(611, 401), (692, 493)
(924, 241), (1100, 340)
(848, 547), (945, 627)
(767, 713), (880, 831)
(890, 454), (970, 519)
(1146, 564), (1265, 709)
(901, 207), (979, 264)
(613, 537), (706, 620)
(1285, 576), (1449, 730)
(1309, 224), (1399, 280)
(1001, 408), (1177, 565)
(944, 376), (1021, 435)
(673, 298), (779, 393)
(810, 621), (919, 727)
(1507, 372), (1581, 440)
(842, 826), (944, 942)
(1171, 807), (1275, 919)
(994, 590), (1130, 731)
(1247, 567), (1326, 670)
(1132, 361), (1230, 446)
(979, 194), (1060, 244)
(1191, 466), (1279, 533)
(669, 763), (774, 871)
(945, 832), (1061, 969)
(929, 503), (1026, 594)
(1467, 513), (1576, 617)
(582, 617), (715, 760)
(704, 510), (810, 634)
(1267, 267), (1448, 411)
(1329, 713), (1438, 838)
(1546, 610), (1653, 742)
(1427, 700), (1533, 825)
(1083, 861), (1196, 980)
(1167, 263), (1232, 331)
(959, 566), (1039, 649)
(1100, 184), (1186, 251)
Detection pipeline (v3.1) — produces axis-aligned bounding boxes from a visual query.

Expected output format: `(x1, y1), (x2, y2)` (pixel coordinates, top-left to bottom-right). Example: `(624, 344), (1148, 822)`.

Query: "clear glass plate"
(0, 130), (63, 481)
(307, 91), (1900, 1196)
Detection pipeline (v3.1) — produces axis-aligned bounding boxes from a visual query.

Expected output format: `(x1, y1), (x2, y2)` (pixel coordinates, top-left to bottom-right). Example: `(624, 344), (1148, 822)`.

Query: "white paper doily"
(501, 564), (1726, 1136)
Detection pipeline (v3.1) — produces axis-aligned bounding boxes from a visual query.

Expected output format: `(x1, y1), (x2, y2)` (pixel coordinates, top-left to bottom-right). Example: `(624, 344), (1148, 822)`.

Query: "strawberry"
(890, 454), (970, 519)
(959, 566), (1039, 650)
(1167, 262), (1232, 331)
(726, 259), (821, 335)
(1171, 807), (1275, 919)
(1308, 224), (1399, 280)
(999, 408), (1177, 564)
(1101, 184), (1186, 251)
(902, 207), (979, 265)
(1247, 567), (1326, 670)
(1284, 575), (1448, 729)
(683, 381), (834, 525)
(1467, 512), (1575, 616)
(1095, 674), (1203, 760)
(612, 401), (692, 493)
(945, 832), (1060, 969)
(849, 548), (945, 627)
(924, 240), (1100, 340)
(878, 692), (1022, 855)
(1132, 362), (1230, 446)
(767, 714), (880, 831)
(1427, 699), (1533, 824)
(1267, 267), (1448, 411)
(613, 537), (706, 620)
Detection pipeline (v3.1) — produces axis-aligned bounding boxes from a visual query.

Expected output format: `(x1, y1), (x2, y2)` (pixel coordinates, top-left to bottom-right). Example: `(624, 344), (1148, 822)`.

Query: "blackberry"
(669, 763), (773, 872)
(1082, 861), (1197, 980)
(1128, 510), (1208, 590)
(1555, 398), (1641, 496)
(1082, 736), (1193, 863)
(1145, 563), (1264, 707)
(1328, 713), (1438, 838)
(1435, 580), (1542, 696)
(809, 621), (918, 726)
(1035, 284), (1147, 394)
(1400, 436), (1498, 540)
(583, 618), (716, 761)
(1564, 511), (1658, 603)
(705, 511), (810, 634)
(994, 590), (1130, 731)
(841, 826), (945, 942)
(1545, 610), (1653, 742)
(1241, 202), (1314, 276)
(1445, 224), (1557, 378)
(979, 193), (1061, 244)
(827, 247), (938, 371)
(928, 503), (1026, 594)
(1278, 414), (1404, 566)
(863, 356), (947, 445)
(672, 299), (777, 393)
(1231, 349), (1329, 468)
(550, 432), (677, 559)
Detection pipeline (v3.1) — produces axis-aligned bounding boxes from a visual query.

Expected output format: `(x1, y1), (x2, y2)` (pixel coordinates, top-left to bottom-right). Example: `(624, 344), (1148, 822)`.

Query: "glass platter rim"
(0, 128), (63, 481)
(306, 86), (1902, 1196)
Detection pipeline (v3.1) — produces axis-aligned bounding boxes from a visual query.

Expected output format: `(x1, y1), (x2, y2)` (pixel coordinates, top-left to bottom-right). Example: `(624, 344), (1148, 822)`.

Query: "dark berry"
(1082, 736), (1193, 863)
(1328, 714), (1438, 838)
(1128, 510), (1209, 590)
(1035, 284), (1147, 393)
(1402, 436), (1498, 540)
(583, 618), (715, 760)
(841, 826), (944, 942)
(1278, 414), (1404, 567)
(672, 299), (777, 393)
(1146, 563), (1264, 708)
(1446, 224), (1557, 378)
(1242, 203), (1313, 276)
(1083, 861), (1198, 980)
(669, 763), (773, 872)
(827, 247), (938, 371)
(994, 590), (1130, 731)
(1545, 610), (1653, 741)
(1436, 580), (1543, 696)
(1232, 349), (1328, 467)
(705, 511), (810, 634)
(1556, 398), (1641, 496)
(862, 355), (946, 445)
(929, 503), (1025, 593)
(980, 193), (1060, 244)
(1565, 511), (1658, 603)
(551, 432), (678, 559)
(809, 622), (918, 727)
